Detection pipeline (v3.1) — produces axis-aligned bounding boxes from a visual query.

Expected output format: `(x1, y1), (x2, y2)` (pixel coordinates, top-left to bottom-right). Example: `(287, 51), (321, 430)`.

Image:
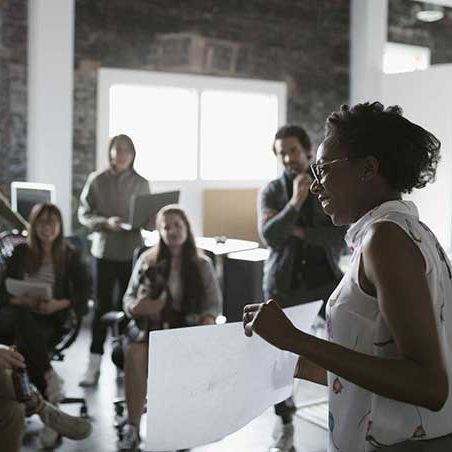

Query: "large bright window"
(98, 69), (286, 182)
(200, 90), (279, 180)
(109, 84), (199, 181)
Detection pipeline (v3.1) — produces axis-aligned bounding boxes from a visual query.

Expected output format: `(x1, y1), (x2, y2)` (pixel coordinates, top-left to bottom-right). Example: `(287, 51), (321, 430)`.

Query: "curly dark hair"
(324, 102), (441, 194)
(272, 125), (312, 154)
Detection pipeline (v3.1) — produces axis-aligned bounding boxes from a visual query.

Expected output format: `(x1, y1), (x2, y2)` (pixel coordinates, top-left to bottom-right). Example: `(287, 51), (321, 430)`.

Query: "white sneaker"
(45, 369), (66, 404)
(79, 353), (102, 387)
(117, 424), (140, 451)
(269, 422), (294, 452)
(39, 425), (61, 449)
(39, 400), (92, 440)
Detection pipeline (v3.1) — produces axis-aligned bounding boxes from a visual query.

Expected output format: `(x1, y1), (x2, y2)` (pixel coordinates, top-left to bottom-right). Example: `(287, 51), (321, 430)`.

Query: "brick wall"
(73, 0), (351, 212)
(0, 0), (27, 200)
(0, 0), (351, 229)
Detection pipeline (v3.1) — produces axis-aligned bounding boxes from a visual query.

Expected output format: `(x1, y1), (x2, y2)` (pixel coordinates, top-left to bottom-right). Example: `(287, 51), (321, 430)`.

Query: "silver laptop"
(120, 191), (180, 231)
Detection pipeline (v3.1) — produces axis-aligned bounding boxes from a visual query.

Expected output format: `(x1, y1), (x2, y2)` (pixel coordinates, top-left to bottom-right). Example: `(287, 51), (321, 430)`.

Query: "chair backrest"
(107, 245), (151, 370)
(51, 234), (88, 361)
(0, 230), (27, 282)
(51, 309), (83, 361)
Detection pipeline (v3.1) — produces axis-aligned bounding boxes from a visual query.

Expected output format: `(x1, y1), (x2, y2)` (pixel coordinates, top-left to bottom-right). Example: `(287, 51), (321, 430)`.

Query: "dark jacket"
(0, 242), (91, 318)
(258, 174), (347, 302)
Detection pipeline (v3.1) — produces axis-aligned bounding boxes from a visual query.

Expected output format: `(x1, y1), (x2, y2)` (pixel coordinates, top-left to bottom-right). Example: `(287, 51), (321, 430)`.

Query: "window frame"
(97, 68), (287, 184)
(383, 42), (431, 75)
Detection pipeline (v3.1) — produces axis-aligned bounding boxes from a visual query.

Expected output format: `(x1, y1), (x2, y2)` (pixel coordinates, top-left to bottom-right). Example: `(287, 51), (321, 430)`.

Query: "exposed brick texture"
(0, 0), (27, 204)
(73, 0), (351, 223)
(0, 0), (351, 229)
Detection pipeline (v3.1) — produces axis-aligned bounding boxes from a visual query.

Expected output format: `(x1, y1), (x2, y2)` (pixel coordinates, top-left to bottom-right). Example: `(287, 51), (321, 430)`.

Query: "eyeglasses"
(310, 157), (351, 185)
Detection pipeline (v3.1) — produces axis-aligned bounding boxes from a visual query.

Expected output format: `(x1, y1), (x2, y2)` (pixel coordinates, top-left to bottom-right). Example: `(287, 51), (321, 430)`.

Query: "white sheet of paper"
(145, 300), (323, 451)
(5, 277), (52, 299)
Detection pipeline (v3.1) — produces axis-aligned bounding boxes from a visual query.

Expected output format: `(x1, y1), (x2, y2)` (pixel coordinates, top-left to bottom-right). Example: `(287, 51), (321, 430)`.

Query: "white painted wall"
(351, 0), (452, 249)
(382, 65), (452, 250)
(27, 0), (75, 234)
(350, 0), (388, 104)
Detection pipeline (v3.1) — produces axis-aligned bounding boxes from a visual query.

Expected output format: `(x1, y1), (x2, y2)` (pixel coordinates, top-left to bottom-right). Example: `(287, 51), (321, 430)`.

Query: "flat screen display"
(10, 182), (56, 221)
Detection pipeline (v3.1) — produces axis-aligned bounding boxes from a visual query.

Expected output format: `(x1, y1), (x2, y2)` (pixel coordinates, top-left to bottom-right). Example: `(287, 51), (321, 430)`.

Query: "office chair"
(102, 243), (150, 358)
(101, 244), (150, 434)
(50, 307), (89, 417)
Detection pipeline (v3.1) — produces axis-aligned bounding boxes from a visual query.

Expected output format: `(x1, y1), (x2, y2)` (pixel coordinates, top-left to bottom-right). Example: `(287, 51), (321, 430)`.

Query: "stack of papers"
(5, 278), (52, 300)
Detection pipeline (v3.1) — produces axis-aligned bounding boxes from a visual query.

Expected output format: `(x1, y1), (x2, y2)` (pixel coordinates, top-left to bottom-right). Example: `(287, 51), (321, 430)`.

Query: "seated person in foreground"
(0, 203), (91, 447)
(118, 205), (222, 451)
(0, 344), (92, 452)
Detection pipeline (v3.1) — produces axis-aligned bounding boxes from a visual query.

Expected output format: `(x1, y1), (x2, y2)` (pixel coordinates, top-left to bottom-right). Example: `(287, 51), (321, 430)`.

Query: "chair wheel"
(115, 417), (127, 436)
(80, 404), (88, 418)
(115, 403), (124, 417)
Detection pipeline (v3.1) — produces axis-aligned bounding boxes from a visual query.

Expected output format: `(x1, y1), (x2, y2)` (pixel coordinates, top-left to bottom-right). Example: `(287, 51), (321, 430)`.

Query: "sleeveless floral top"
(327, 200), (452, 451)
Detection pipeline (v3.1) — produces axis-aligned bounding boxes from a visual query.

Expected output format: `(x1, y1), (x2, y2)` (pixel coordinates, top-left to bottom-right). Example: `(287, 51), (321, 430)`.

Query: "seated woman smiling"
(0, 203), (91, 448)
(118, 205), (222, 451)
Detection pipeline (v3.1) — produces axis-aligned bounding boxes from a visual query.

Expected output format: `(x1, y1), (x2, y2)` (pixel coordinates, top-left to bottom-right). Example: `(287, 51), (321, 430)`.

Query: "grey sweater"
(78, 168), (150, 261)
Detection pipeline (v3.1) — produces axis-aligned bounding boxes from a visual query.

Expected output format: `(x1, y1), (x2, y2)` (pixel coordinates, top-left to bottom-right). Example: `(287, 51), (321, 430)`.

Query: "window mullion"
(196, 88), (202, 181)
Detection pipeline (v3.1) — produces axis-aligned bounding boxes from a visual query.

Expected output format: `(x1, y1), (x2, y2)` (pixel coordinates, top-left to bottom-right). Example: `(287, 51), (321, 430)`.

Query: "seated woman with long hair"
(118, 205), (222, 451)
(0, 203), (91, 447)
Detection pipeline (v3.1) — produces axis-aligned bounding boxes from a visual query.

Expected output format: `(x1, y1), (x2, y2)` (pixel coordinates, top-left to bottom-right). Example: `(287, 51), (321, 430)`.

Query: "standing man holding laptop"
(258, 125), (346, 452)
(78, 134), (150, 387)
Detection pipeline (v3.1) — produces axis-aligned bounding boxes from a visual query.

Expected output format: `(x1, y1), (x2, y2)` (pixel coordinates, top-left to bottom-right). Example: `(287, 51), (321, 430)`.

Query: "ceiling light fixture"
(416, 3), (445, 22)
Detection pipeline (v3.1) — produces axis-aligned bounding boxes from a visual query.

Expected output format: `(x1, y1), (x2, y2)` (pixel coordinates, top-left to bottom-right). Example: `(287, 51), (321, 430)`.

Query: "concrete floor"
(22, 312), (452, 452)
(21, 314), (328, 452)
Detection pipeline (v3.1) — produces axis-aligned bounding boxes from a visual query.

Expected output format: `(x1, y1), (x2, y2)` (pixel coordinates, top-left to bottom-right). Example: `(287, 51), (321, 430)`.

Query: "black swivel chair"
(102, 244), (151, 366)
(50, 307), (89, 417)
(101, 244), (151, 431)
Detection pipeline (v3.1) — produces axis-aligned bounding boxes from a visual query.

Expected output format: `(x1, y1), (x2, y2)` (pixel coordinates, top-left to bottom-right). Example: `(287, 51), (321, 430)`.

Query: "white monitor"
(10, 182), (56, 221)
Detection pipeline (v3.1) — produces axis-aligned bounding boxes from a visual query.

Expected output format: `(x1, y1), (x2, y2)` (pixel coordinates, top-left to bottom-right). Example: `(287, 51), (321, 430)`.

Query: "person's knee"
(13, 305), (33, 318)
(0, 369), (17, 400)
(0, 399), (25, 452)
(1, 398), (25, 424)
(12, 306), (40, 334)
